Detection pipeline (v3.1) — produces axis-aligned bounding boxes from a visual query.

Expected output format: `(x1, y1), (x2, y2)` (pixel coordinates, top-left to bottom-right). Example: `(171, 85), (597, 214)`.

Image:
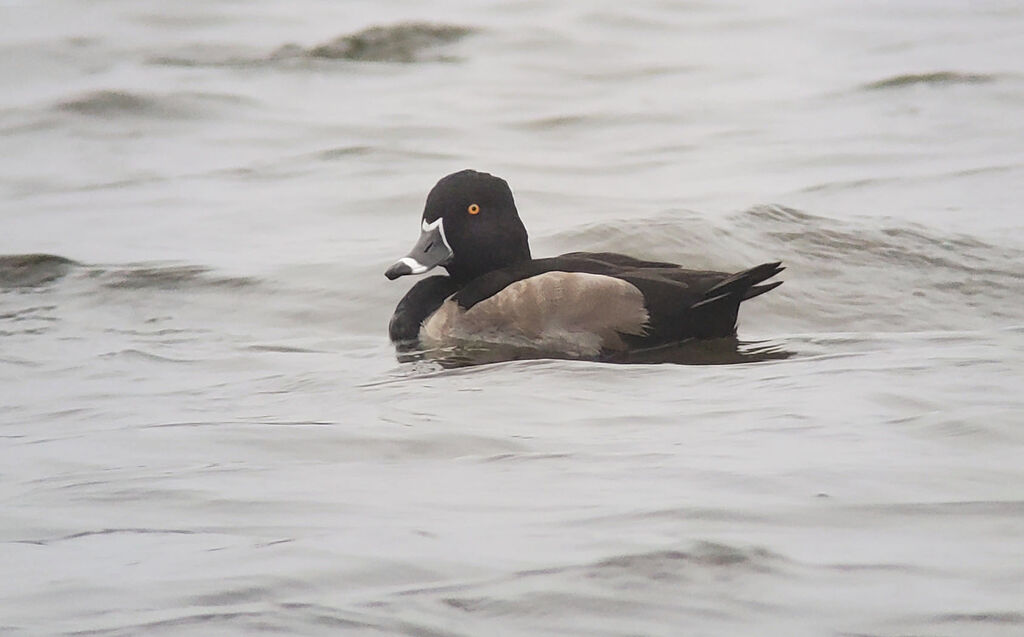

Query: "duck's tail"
(691, 261), (784, 309)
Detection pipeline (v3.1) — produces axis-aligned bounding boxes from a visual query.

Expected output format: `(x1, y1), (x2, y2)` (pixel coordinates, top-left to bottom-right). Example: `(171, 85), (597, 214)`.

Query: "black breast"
(389, 275), (460, 344)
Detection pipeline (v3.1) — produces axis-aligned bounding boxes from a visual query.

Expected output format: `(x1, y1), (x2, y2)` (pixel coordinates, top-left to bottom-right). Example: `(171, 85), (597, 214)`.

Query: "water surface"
(2, 1), (1023, 635)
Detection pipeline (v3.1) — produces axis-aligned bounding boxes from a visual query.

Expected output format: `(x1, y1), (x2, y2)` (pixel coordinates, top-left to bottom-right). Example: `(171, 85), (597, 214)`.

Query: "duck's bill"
(385, 218), (453, 280)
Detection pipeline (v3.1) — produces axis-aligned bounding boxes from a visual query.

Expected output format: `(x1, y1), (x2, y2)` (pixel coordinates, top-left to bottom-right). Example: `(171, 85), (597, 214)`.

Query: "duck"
(385, 169), (783, 360)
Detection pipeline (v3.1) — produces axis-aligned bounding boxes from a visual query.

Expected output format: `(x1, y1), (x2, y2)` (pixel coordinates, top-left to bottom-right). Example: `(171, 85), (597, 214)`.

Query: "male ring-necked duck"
(385, 170), (782, 359)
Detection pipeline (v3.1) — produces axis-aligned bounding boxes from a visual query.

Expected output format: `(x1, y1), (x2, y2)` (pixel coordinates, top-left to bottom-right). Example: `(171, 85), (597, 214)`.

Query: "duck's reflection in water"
(396, 336), (793, 368)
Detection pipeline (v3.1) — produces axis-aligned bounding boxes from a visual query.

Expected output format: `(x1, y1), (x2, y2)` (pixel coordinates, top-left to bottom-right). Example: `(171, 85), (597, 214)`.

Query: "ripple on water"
(294, 23), (475, 63)
(393, 336), (793, 368)
(152, 22), (476, 67)
(862, 71), (999, 90)
(91, 264), (260, 291)
(362, 541), (789, 633)
(550, 206), (1024, 333)
(0, 254), (77, 288)
(53, 90), (255, 120)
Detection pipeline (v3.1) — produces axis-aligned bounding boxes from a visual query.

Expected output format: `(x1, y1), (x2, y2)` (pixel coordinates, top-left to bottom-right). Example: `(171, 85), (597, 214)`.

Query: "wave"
(738, 204), (1016, 272)
(862, 71), (998, 90)
(0, 253), (77, 288)
(98, 348), (198, 364)
(94, 264), (259, 291)
(282, 22), (474, 63)
(365, 541), (786, 631)
(548, 206), (1024, 333)
(0, 255), (260, 292)
(395, 336), (793, 368)
(153, 22), (475, 68)
(54, 90), (251, 119)
(590, 542), (779, 573)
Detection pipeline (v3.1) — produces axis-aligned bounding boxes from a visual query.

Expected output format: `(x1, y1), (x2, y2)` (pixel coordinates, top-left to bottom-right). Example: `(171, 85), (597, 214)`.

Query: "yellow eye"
(467, 203), (480, 215)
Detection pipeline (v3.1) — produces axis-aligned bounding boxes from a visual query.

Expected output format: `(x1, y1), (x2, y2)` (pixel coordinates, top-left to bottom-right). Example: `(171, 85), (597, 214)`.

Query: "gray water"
(3, 1), (1024, 635)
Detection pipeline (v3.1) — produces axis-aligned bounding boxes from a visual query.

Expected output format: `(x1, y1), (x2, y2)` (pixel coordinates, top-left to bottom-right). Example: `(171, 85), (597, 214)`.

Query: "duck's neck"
(445, 245), (532, 285)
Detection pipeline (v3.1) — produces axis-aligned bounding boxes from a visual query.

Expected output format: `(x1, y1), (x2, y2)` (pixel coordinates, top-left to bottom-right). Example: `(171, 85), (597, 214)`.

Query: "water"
(2, 1), (1023, 635)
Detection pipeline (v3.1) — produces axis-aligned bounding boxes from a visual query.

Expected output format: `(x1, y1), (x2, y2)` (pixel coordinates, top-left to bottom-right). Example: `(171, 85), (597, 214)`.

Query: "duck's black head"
(385, 170), (531, 284)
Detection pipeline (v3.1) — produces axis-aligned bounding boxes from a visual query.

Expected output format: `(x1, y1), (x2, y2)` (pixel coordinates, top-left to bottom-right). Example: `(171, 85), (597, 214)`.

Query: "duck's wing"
(449, 256), (784, 345)
(618, 261), (784, 341)
(556, 251), (683, 270)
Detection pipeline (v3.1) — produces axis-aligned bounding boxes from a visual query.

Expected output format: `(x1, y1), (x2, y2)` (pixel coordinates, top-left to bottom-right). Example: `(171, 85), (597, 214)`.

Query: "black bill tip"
(385, 261), (412, 280)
